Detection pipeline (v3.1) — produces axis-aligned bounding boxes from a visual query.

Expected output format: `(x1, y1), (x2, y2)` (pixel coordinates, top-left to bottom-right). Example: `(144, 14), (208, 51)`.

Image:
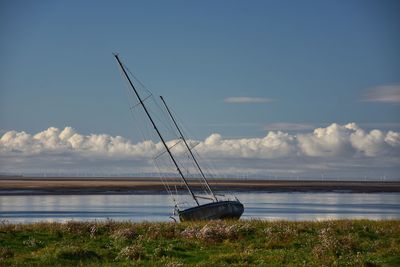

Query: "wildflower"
(116, 244), (144, 260)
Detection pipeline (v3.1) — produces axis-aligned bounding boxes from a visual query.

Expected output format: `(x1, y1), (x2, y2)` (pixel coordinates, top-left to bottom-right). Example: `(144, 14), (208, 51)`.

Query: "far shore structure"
(114, 54), (244, 221)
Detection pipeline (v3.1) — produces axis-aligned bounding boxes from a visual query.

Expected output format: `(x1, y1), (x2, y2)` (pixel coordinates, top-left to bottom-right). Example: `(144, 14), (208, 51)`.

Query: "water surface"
(0, 192), (399, 223)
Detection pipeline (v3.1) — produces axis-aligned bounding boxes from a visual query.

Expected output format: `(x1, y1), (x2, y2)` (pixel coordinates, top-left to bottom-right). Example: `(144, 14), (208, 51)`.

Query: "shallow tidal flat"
(0, 219), (399, 266)
(1, 177), (399, 195)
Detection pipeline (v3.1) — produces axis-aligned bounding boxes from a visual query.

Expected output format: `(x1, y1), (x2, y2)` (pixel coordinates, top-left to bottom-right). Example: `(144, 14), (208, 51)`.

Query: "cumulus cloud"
(1, 123), (399, 178)
(0, 127), (163, 158)
(297, 123), (400, 157)
(361, 85), (400, 103)
(195, 132), (295, 159)
(1, 124), (399, 159)
(224, 97), (275, 104)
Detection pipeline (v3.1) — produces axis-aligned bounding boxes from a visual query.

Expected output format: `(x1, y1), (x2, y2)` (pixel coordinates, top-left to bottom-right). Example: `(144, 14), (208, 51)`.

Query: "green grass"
(0, 219), (399, 266)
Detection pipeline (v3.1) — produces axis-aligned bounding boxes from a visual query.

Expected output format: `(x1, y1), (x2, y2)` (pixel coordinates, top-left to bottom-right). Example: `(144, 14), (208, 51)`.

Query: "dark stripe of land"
(0, 177), (399, 195)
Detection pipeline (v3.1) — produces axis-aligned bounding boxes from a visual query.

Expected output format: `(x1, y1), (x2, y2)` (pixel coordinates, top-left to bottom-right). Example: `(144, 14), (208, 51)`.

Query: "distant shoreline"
(0, 177), (399, 195)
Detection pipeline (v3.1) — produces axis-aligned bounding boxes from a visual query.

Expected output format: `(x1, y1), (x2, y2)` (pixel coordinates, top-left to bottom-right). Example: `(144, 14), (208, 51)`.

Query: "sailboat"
(114, 54), (244, 221)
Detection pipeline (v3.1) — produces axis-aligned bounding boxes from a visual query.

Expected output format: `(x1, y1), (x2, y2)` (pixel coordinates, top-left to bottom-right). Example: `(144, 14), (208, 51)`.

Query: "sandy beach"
(0, 177), (399, 195)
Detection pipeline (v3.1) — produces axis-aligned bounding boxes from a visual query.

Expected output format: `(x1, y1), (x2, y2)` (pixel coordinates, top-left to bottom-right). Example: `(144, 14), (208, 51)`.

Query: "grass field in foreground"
(0, 219), (399, 266)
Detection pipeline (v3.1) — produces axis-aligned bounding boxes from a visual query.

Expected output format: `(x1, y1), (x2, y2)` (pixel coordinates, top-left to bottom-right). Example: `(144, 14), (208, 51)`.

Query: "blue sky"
(1, 0), (399, 138)
(1, 1), (399, 178)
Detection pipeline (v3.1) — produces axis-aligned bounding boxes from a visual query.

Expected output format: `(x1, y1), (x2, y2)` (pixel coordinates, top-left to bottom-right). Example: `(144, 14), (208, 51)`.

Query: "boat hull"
(178, 200), (244, 222)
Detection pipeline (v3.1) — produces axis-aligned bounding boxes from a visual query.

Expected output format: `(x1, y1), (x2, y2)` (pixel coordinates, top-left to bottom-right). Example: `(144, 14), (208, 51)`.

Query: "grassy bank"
(1, 220), (399, 266)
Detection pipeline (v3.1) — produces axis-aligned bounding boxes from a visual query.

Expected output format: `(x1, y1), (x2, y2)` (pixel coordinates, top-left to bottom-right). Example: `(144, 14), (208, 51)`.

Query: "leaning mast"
(114, 54), (199, 206)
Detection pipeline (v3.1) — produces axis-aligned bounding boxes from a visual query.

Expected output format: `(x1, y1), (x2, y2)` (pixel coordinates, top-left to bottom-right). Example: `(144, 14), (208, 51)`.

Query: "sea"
(1, 192), (399, 223)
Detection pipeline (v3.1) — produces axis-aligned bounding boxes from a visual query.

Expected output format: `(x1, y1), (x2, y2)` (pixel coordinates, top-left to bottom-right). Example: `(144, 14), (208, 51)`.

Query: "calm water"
(0, 192), (399, 223)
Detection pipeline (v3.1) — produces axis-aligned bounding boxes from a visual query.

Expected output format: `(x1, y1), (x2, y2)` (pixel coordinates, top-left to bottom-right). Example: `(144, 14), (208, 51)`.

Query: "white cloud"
(296, 123), (400, 157)
(385, 131), (400, 147)
(297, 124), (350, 157)
(1, 124), (399, 159)
(1, 123), (399, 178)
(224, 97), (275, 104)
(0, 127), (163, 158)
(195, 131), (295, 159)
(361, 85), (400, 103)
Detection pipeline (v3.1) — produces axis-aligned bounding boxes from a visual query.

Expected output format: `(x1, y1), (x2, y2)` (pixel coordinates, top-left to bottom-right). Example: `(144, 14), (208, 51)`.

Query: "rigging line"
(155, 161), (182, 198)
(123, 64), (152, 95)
(130, 94), (153, 110)
(178, 148), (210, 196)
(191, 148), (228, 196)
(165, 104), (198, 141)
(164, 105), (216, 177)
(172, 122), (211, 182)
(129, 105), (152, 152)
(171, 131), (214, 196)
(140, 97), (180, 139)
(154, 139), (183, 160)
(161, 177), (178, 207)
(160, 96), (217, 201)
(120, 89), (179, 160)
(154, 160), (175, 200)
(130, 100), (160, 154)
(119, 63), (152, 148)
(148, 97), (181, 137)
(148, 108), (179, 139)
(118, 62), (152, 141)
